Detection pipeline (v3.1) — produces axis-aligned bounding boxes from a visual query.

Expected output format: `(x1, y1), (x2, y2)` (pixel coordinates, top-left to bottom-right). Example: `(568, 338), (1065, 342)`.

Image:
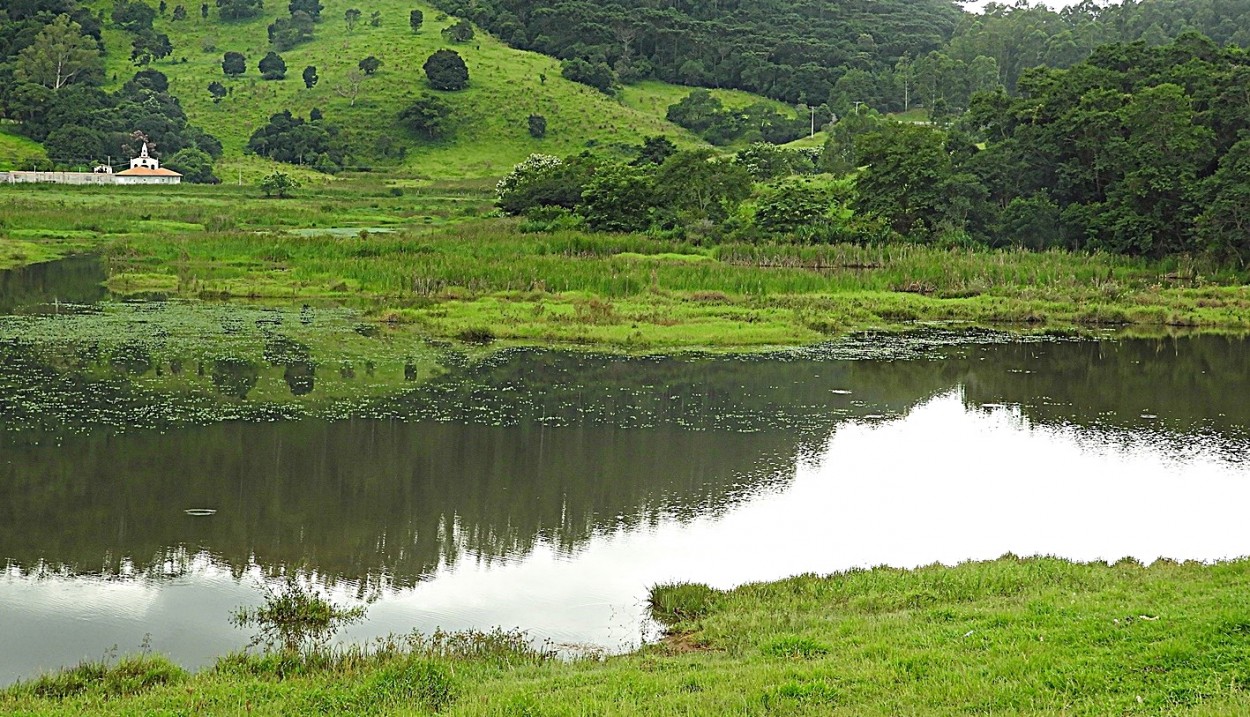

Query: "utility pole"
(810, 106), (816, 137)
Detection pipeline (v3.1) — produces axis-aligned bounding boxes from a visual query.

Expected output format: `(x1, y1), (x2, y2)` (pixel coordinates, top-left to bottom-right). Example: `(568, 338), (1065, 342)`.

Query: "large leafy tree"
(854, 123), (956, 236)
(15, 14), (102, 91)
(399, 94), (453, 138)
(423, 49), (469, 90)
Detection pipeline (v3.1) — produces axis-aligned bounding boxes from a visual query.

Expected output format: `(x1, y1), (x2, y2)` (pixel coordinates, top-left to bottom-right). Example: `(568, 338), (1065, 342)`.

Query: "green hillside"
(87, 0), (744, 179)
(0, 123), (48, 171)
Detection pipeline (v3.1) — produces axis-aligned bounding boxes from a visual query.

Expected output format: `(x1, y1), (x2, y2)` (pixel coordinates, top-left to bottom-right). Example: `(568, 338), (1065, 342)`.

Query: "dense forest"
(498, 34), (1250, 263)
(0, 0), (222, 179)
(432, 0), (1250, 116)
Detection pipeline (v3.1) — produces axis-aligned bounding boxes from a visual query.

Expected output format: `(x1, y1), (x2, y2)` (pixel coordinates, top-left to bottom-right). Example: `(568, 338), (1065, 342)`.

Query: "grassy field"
(2, 182), (1249, 349)
(0, 123), (49, 171)
(4, 556), (1250, 715)
(78, 0), (749, 179)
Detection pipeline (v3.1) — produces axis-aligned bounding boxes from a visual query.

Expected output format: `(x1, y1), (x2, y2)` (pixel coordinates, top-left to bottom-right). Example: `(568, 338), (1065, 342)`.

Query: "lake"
(2, 258), (1248, 686)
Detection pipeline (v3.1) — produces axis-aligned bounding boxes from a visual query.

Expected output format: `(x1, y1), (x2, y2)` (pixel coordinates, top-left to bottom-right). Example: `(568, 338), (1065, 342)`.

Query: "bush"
(648, 582), (720, 625)
(527, 113), (546, 138)
(259, 50), (287, 80)
(231, 578), (365, 653)
(423, 49), (468, 90)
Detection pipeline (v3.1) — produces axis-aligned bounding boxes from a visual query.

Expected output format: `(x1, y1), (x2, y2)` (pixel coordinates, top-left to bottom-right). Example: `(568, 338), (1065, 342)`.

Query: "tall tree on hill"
(344, 8), (361, 32)
(400, 94), (454, 138)
(131, 30), (173, 66)
(410, 9), (423, 32)
(440, 19), (473, 43)
(423, 49), (469, 90)
(208, 80), (227, 102)
(358, 56), (382, 75)
(216, 0), (263, 20)
(259, 51), (287, 80)
(288, 0), (324, 21)
(222, 51), (246, 77)
(15, 14), (102, 91)
(302, 65), (318, 89)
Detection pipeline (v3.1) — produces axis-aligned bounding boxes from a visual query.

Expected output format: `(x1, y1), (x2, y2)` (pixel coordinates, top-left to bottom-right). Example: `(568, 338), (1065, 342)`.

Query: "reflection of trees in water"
(11, 331), (1244, 587)
(0, 256), (108, 314)
(0, 348), (962, 586)
(959, 336), (1250, 443)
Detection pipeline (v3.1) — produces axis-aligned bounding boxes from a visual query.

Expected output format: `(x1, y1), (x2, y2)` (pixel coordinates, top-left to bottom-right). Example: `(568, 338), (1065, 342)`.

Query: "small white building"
(1, 143), (181, 185)
(113, 144), (182, 185)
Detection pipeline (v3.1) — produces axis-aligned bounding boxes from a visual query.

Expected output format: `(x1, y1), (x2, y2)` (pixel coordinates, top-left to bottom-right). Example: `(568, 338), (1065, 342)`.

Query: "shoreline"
(5, 555), (1250, 714)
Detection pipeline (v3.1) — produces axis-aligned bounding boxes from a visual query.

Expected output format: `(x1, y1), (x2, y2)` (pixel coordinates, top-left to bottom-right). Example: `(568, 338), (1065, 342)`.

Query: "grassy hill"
(0, 122), (49, 171)
(83, 0), (769, 180)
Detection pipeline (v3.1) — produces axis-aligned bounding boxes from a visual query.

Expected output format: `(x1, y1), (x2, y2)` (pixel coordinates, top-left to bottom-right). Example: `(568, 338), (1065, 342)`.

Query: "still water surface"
(1, 259), (1248, 685)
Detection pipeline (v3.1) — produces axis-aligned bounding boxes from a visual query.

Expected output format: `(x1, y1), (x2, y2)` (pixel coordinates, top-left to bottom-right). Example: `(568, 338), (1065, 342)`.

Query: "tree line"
(497, 33), (1250, 264)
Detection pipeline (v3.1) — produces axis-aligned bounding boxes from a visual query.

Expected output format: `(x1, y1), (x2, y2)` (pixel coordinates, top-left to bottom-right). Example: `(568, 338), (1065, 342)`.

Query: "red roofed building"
(114, 144), (182, 185)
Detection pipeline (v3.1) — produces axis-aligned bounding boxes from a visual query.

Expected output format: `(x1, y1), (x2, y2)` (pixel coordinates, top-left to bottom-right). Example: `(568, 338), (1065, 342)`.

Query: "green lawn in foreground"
(5, 557), (1250, 715)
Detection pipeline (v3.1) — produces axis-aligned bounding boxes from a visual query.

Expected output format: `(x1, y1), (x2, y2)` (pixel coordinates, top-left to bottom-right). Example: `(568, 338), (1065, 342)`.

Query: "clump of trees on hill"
(246, 109), (348, 172)
(0, 1), (220, 177)
(498, 34), (1250, 264)
(427, 0), (1250, 117)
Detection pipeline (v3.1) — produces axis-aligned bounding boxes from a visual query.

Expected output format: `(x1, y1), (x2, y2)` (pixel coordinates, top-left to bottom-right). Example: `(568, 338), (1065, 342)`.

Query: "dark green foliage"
(269, 11), (315, 50)
(200, 2), (208, 18)
(171, 4), (186, 20)
(423, 48), (468, 90)
(424, 0), (961, 107)
(734, 143), (817, 181)
(369, 10), (381, 27)
(579, 164), (655, 232)
(654, 149), (753, 226)
(288, 0), (323, 21)
(399, 94), (453, 138)
(409, 8), (423, 32)
(496, 153), (598, 215)
(666, 91), (806, 146)
(343, 8), (361, 31)
(159, 0), (167, 14)
(560, 58), (614, 95)
(632, 135), (676, 166)
(165, 147), (219, 183)
(130, 30), (173, 66)
(1198, 136), (1250, 266)
(215, 0), (263, 20)
(221, 50), (245, 76)
(855, 122), (986, 238)
(820, 109), (883, 175)
(124, 68), (168, 94)
(527, 113), (546, 138)
(358, 55), (382, 76)
(440, 18), (473, 43)
(302, 65), (318, 89)
(259, 51), (287, 80)
(754, 177), (842, 237)
(43, 125), (106, 164)
(960, 35), (1248, 256)
(111, 0), (156, 31)
(207, 80), (227, 102)
(247, 110), (345, 169)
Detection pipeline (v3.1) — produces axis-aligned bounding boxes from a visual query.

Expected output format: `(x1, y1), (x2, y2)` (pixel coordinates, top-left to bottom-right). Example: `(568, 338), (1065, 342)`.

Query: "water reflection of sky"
(5, 389), (1248, 686)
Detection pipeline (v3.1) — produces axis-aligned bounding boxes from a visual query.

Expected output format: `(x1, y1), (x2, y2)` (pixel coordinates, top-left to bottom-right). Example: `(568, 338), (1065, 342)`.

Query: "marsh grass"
(5, 184), (1250, 347)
